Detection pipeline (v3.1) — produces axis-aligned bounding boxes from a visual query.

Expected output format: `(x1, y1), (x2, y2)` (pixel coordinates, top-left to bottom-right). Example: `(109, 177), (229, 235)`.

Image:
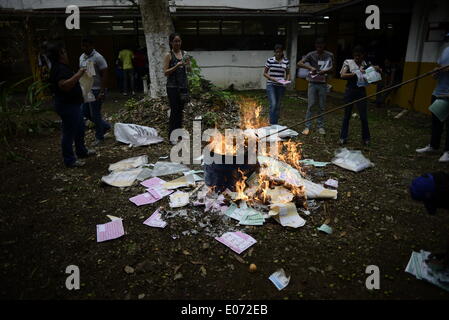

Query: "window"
(198, 20), (220, 35)
(244, 20), (264, 35)
(222, 20), (242, 35)
(176, 20), (197, 35)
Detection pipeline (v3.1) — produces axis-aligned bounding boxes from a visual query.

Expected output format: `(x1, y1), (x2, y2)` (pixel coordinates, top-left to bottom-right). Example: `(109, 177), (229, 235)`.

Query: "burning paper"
(266, 186), (294, 203)
(143, 208), (167, 228)
(269, 268), (291, 291)
(169, 191), (190, 208)
(215, 231), (257, 254)
(96, 219), (125, 242)
(270, 202), (306, 228)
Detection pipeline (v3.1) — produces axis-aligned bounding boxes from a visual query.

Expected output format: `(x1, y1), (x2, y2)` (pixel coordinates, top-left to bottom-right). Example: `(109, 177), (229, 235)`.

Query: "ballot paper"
(169, 191), (190, 208)
(108, 155), (149, 172)
(143, 208), (167, 228)
(224, 203), (243, 221)
(299, 159), (330, 167)
(163, 174), (196, 189)
(269, 268), (291, 291)
(96, 219), (124, 242)
(317, 224), (333, 234)
(238, 207), (265, 226)
(215, 231), (257, 254)
(140, 177), (173, 199)
(277, 79), (291, 85)
(270, 202), (305, 228)
(405, 250), (449, 292)
(101, 168), (144, 187)
(266, 186), (294, 203)
(324, 179), (339, 189)
(129, 192), (158, 206)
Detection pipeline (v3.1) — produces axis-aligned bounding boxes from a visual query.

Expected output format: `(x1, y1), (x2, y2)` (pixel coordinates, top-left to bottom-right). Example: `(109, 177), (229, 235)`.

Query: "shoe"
(318, 128), (326, 135)
(439, 151), (449, 162)
(78, 149), (96, 159)
(66, 160), (85, 168)
(92, 139), (104, 147)
(339, 139), (347, 146)
(416, 145), (437, 153)
(302, 128), (310, 135)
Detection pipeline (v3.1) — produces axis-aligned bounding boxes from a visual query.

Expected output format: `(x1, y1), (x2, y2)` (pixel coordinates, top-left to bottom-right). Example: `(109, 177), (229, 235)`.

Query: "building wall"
(189, 50), (273, 90)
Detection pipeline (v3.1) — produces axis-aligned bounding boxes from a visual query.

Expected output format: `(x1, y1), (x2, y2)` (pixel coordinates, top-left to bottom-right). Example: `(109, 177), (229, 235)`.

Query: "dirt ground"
(1, 90), (449, 300)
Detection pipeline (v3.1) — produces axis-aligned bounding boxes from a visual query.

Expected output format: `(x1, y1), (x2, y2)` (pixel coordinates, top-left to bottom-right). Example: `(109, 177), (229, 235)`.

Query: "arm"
(263, 66), (279, 83)
(58, 69), (85, 92)
(285, 68), (291, 81)
(318, 56), (334, 75)
(164, 53), (183, 77)
(98, 68), (108, 100)
(340, 64), (355, 79)
(297, 59), (316, 73)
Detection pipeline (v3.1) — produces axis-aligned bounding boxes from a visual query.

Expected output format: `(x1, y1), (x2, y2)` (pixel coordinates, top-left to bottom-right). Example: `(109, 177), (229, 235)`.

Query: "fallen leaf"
(124, 266), (134, 274)
(200, 266), (207, 277)
(174, 273), (183, 280)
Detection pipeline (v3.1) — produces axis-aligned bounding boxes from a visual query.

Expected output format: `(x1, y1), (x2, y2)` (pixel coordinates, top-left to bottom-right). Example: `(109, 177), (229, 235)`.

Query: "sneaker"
(439, 151), (449, 162)
(416, 145), (437, 153)
(92, 139), (104, 147)
(78, 149), (96, 159)
(318, 128), (326, 135)
(66, 160), (85, 168)
(302, 128), (310, 135)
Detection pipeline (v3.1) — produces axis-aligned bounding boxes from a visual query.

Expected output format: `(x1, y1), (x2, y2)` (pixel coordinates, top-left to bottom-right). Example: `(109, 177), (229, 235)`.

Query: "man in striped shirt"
(264, 44), (290, 125)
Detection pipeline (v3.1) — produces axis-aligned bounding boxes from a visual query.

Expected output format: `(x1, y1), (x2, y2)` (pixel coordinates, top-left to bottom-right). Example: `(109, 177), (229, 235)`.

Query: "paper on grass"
(299, 159), (330, 167)
(169, 191), (190, 208)
(215, 231), (257, 254)
(151, 161), (190, 177)
(96, 219), (124, 242)
(108, 155), (148, 172)
(143, 208), (167, 228)
(114, 123), (163, 147)
(101, 168), (144, 187)
(270, 202), (305, 228)
(324, 179), (339, 189)
(269, 268), (291, 291)
(163, 174), (196, 189)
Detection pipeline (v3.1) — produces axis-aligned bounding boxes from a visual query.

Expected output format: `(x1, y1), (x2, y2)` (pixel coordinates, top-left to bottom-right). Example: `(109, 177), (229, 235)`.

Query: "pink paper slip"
(143, 209), (167, 228)
(277, 79), (291, 85)
(215, 231), (257, 254)
(129, 192), (158, 206)
(140, 177), (165, 188)
(96, 219), (124, 242)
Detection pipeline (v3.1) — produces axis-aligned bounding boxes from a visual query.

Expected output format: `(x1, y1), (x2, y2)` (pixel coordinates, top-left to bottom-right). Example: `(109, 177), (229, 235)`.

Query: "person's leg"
(357, 97), (370, 143)
(123, 69), (129, 94)
(129, 68), (135, 93)
(167, 87), (181, 137)
(430, 96), (443, 150)
(317, 84), (327, 129)
(339, 89), (354, 142)
(305, 83), (317, 128)
(266, 84), (277, 125)
(74, 104), (88, 157)
(56, 104), (78, 166)
(273, 85), (286, 125)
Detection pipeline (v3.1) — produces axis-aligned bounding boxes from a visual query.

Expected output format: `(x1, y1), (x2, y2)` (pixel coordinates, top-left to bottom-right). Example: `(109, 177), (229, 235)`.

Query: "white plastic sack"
(101, 168), (144, 187)
(364, 66), (382, 83)
(114, 123), (164, 147)
(78, 61), (96, 102)
(108, 155), (148, 172)
(244, 125), (298, 142)
(331, 148), (374, 172)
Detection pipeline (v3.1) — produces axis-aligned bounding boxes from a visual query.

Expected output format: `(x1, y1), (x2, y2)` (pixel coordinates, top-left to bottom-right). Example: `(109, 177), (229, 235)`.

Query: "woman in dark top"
(339, 46), (380, 146)
(47, 41), (94, 167)
(163, 33), (191, 144)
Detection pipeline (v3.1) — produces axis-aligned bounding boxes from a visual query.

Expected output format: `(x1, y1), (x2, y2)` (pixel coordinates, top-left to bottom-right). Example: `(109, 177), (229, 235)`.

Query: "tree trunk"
(139, 0), (174, 98)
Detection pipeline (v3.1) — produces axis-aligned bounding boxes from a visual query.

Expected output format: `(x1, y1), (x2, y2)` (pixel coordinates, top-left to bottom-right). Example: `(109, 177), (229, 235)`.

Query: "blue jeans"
(340, 87), (370, 142)
(266, 83), (286, 125)
(83, 89), (111, 141)
(305, 82), (327, 128)
(55, 102), (88, 166)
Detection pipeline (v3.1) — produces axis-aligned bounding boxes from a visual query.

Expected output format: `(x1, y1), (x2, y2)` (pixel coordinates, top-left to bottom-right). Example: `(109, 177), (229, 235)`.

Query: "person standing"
(79, 38), (111, 146)
(163, 33), (191, 144)
(297, 38), (334, 135)
(47, 41), (95, 167)
(263, 44), (290, 125)
(118, 47), (135, 96)
(416, 36), (449, 162)
(339, 46), (380, 146)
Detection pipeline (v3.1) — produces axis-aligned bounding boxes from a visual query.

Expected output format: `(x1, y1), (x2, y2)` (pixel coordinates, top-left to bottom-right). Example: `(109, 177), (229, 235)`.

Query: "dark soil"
(1, 90), (449, 300)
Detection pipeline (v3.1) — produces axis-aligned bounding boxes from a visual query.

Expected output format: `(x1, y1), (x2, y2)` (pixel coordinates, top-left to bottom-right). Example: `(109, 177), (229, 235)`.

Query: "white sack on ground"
(257, 156), (337, 199)
(114, 123), (164, 147)
(331, 148), (374, 172)
(101, 168), (144, 187)
(108, 155), (149, 172)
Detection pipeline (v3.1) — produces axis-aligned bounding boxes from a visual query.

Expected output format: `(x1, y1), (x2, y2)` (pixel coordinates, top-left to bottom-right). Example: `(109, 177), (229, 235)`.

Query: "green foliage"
(0, 78), (52, 137)
(202, 111), (220, 128)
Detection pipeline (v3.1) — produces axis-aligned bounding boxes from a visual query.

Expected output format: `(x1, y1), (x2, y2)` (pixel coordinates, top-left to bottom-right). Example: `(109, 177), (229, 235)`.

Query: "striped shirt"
(265, 56), (289, 85)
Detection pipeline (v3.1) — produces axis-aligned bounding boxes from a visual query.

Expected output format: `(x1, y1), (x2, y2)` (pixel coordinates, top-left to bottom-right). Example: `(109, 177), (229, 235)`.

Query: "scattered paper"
(169, 191), (190, 208)
(114, 123), (163, 147)
(101, 168), (144, 187)
(332, 148), (374, 173)
(266, 186), (294, 203)
(129, 192), (157, 206)
(324, 179), (339, 189)
(163, 174), (196, 189)
(299, 159), (330, 167)
(270, 202), (305, 228)
(269, 268), (291, 291)
(96, 219), (125, 242)
(317, 224), (333, 234)
(405, 250), (449, 292)
(108, 155), (148, 172)
(143, 208), (167, 228)
(215, 231), (257, 254)
(151, 161), (190, 177)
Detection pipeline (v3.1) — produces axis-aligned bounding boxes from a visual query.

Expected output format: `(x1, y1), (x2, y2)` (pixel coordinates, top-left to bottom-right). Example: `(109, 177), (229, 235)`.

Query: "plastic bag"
(114, 123), (163, 147)
(108, 155), (148, 172)
(151, 161), (190, 177)
(331, 148), (374, 172)
(101, 168), (144, 187)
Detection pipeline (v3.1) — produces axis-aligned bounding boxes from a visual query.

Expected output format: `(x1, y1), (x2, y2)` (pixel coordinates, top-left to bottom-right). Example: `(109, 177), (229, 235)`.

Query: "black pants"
(167, 87), (184, 138)
(430, 95), (449, 151)
(340, 87), (370, 142)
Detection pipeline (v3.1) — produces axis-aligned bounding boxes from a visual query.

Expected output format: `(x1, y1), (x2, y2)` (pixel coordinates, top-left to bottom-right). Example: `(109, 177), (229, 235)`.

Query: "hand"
(309, 67), (317, 74)
(317, 70), (326, 75)
(77, 68), (86, 76)
(175, 61), (184, 69)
